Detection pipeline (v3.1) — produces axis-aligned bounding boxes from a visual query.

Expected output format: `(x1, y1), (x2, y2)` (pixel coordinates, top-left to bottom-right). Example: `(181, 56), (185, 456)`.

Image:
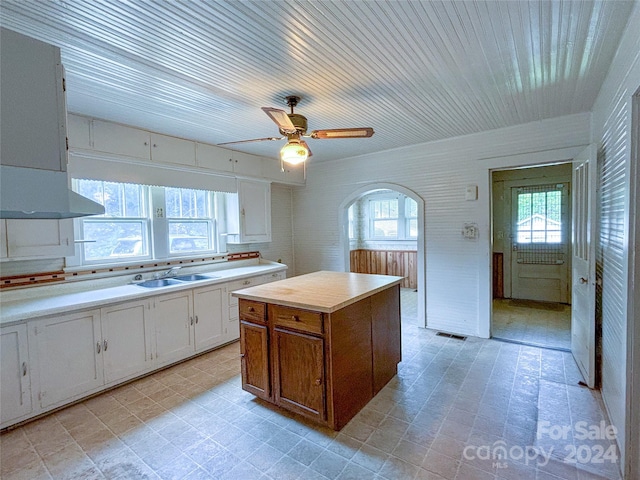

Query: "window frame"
(72, 179), (226, 266)
(366, 192), (417, 241)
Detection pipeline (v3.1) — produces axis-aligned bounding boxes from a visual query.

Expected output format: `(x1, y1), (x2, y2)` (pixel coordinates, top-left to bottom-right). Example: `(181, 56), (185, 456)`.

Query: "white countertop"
(0, 260), (286, 326)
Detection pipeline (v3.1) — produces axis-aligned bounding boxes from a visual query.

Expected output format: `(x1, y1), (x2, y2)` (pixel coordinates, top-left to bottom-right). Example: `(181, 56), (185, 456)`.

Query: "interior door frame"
(484, 145), (588, 340)
(339, 183), (425, 327)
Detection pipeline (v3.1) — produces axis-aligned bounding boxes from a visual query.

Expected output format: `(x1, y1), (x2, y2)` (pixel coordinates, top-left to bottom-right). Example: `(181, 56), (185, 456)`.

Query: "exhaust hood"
(0, 165), (105, 219)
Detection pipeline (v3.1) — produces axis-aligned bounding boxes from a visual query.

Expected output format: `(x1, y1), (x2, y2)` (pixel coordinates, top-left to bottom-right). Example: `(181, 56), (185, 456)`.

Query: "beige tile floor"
(492, 299), (572, 351)
(1, 291), (621, 480)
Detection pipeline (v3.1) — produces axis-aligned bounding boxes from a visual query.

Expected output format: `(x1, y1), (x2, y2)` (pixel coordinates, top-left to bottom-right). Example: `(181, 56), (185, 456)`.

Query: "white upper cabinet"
(196, 143), (234, 172)
(67, 114), (92, 150)
(5, 219), (74, 258)
(0, 221), (7, 259)
(0, 28), (66, 172)
(231, 150), (263, 177)
(92, 120), (151, 160)
(226, 179), (272, 244)
(262, 158), (305, 185)
(67, 114), (304, 185)
(150, 133), (196, 166)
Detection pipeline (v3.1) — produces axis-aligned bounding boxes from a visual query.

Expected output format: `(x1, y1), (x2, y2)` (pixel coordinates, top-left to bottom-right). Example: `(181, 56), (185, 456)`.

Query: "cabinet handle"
(579, 277), (588, 284)
(240, 353), (245, 358)
(96, 342), (101, 354)
(292, 315), (300, 322)
(153, 143), (157, 148)
(314, 378), (322, 386)
(22, 362), (27, 376)
(248, 306), (255, 312)
(190, 317), (194, 325)
(243, 280), (250, 285)
(195, 315), (199, 324)
(103, 339), (108, 351)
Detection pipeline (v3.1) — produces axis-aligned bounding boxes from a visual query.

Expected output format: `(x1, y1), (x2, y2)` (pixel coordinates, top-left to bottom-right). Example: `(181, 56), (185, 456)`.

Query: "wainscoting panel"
(350, 249), (417, 289)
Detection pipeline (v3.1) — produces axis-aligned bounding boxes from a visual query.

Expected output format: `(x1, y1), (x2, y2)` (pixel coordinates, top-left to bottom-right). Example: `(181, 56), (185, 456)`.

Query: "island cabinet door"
(273, 327), (325, 423)
(240, 321), (271, 401)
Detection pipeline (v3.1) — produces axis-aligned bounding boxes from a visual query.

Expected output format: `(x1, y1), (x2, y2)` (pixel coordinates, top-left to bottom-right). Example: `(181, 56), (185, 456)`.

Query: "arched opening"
(339, 183), (426, 327)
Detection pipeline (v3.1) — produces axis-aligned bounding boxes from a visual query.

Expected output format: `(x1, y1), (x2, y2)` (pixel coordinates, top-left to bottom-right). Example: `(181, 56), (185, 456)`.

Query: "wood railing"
(350, 249), (417, 289)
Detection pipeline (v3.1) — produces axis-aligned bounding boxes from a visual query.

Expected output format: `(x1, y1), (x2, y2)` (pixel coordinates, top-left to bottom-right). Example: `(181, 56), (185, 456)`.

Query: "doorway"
(492, 163), (573, 350)
(339, 184), (425, 327)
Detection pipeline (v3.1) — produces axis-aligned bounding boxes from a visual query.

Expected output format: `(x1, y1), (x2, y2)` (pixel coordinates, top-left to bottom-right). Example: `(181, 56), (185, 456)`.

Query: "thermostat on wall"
(465, 185), (478, 201)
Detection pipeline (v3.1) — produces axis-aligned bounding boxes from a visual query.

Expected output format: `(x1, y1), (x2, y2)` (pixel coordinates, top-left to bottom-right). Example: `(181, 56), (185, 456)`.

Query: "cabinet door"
(193, 285), (226, 351)
(34, 310), (103, 408)
(196, 143), (234, 172)
(150, 133), (196, 167)
(0, 220), (7, 258)
(6, 219), (74, 258)
(232, 151), (262, 176)
(261, 158), (305, 185)
(101, 300), (153, 383)
(238, 179), (271, 243)
(0, 324), (32, 426)
(273, 327), (325, 422)
(240, 321), (271, 401)
(92, 120), (151, 159)
(154, 291), (194, 367)
(67, 114), (92, 150)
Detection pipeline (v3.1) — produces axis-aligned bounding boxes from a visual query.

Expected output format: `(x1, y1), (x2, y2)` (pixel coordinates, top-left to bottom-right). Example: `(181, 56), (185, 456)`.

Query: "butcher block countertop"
(231, 271), (403, 313)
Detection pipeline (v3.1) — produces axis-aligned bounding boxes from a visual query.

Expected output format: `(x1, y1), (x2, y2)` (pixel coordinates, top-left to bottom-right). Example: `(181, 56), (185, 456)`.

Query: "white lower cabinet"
(1, 269), (285, 428)
(154, 290), (194, 367)
(101, 300), (154, 383)
(33, 310), (104, 409)
(0, 324), (32, 426)
(194, 284), (226, 352)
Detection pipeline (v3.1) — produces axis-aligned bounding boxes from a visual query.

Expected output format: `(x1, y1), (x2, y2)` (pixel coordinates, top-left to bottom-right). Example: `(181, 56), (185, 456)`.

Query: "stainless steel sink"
(136, 279), (182, 288)
(174, 274), (219, 282)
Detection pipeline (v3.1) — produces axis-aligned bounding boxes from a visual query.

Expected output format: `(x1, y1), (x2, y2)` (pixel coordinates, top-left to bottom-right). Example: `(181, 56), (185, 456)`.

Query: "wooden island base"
(233, 271), (402, 430)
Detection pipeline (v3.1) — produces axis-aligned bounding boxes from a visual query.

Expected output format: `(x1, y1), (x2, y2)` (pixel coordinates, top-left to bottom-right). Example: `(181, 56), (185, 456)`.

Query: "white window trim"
(366, 192), (417, 241)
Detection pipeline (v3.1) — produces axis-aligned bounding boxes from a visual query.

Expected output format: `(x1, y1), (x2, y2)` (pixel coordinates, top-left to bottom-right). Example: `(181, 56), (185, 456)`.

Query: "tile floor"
(1, 292), (620, 480)
(492, 299), (572, 351)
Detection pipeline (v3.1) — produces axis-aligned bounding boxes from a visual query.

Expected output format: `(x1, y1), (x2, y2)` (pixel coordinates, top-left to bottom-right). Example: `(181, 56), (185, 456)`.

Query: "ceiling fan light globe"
(280, 141), (308, 165)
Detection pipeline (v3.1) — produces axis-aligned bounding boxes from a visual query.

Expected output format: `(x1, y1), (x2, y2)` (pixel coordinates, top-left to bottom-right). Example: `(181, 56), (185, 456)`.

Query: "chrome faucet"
(155, 266), (181, 279)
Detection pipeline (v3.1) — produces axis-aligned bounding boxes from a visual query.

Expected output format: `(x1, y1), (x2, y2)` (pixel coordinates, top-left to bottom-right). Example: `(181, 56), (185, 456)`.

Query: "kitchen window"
(368, 194), (417, 240)
(73, 180), (223, 264)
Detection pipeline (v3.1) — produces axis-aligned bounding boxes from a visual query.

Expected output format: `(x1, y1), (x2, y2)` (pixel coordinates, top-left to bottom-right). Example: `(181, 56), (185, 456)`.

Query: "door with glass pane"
(510, 183), (570, 303)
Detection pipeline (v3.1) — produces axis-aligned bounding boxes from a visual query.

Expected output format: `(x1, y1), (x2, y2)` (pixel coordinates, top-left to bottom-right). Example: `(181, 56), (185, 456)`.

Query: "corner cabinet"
(226, 179), (271, 244)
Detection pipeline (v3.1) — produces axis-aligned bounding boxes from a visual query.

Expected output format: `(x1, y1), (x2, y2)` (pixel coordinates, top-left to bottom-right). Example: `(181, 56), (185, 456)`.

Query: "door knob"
(579, 277), (588, 284)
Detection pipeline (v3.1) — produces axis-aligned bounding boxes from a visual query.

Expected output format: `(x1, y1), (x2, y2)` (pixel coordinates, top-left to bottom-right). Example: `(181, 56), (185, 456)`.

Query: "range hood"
(0, 165), (105, 219)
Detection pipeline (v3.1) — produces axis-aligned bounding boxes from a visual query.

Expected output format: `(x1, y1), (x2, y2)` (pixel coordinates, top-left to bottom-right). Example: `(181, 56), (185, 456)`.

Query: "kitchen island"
(232, 270), (403, 430)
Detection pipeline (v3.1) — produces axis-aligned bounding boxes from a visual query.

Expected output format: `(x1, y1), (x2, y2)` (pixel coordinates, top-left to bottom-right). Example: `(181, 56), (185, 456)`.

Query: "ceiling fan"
(218, 96), (374, 165)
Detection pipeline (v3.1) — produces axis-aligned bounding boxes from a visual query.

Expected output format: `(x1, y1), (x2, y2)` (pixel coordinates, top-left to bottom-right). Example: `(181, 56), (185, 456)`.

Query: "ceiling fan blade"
(217, 136), (284, 146)
(310, 127), (374, 139)
(261, 107), (297, 134)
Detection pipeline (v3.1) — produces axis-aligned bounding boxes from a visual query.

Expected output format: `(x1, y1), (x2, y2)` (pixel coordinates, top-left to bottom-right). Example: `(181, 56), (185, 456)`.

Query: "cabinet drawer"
(270, 305), (323, 335)
(239, 300), (266, 323)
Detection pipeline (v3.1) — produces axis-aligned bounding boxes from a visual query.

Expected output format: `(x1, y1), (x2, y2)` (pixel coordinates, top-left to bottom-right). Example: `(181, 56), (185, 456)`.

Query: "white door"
(101, 300), (153, 383)
(35, 310), (104, 408)
(0, 324), (32, 425)
(193, 285), (226, 351)
(510, 183), (570, 302)
(154, 290), (194, 366)
(571, 145), (597, 388)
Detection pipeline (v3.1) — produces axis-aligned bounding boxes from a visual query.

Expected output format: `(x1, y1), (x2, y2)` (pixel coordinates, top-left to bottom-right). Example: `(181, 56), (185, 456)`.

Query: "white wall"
(589, 3), (640, 475)
(293, 112), (590, 338)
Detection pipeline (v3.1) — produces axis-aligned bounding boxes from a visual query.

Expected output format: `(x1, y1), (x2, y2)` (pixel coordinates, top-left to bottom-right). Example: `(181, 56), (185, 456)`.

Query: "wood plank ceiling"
(0, 1), (634, 162)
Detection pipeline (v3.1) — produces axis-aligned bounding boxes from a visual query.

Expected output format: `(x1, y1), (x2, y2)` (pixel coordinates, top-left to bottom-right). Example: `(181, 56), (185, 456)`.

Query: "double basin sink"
(135, 274), (219, 288)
